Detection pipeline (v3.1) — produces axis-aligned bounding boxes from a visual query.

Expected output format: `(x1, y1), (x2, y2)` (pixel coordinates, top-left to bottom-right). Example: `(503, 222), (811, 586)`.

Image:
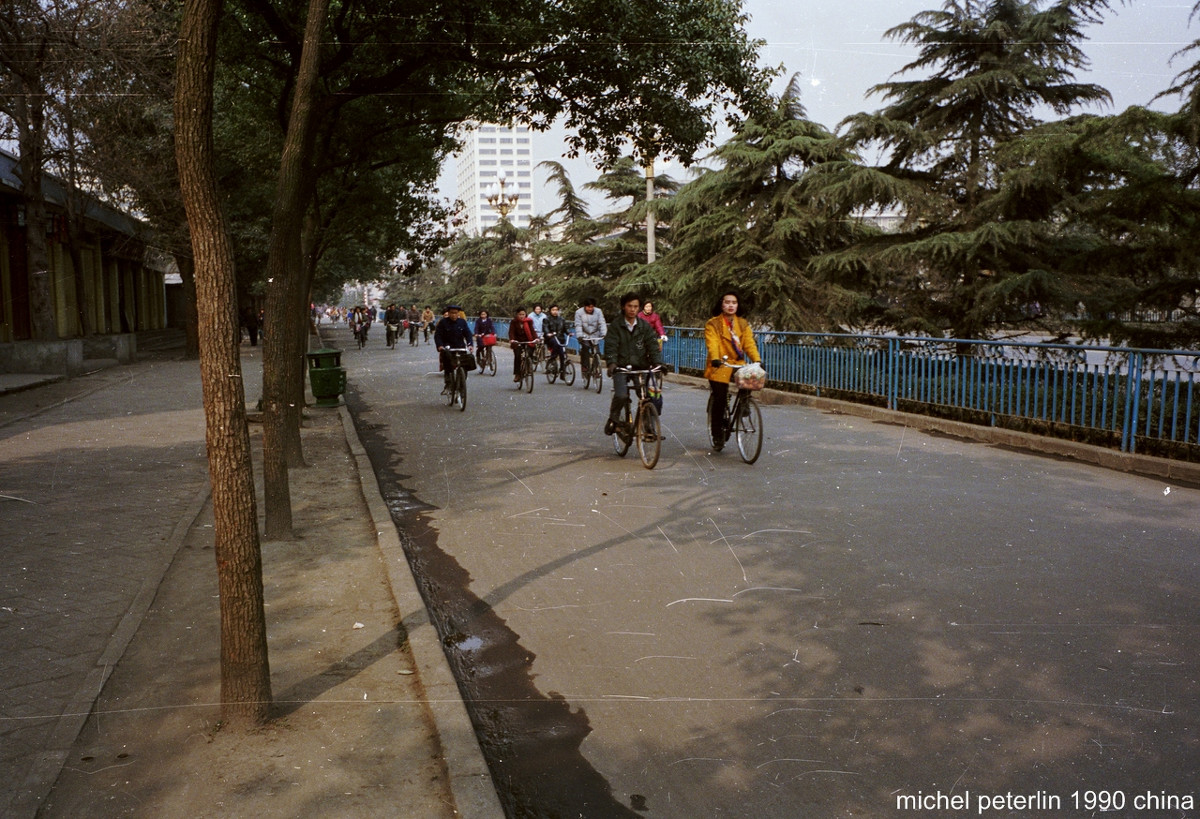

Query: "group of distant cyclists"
(421, 289), (764, 454)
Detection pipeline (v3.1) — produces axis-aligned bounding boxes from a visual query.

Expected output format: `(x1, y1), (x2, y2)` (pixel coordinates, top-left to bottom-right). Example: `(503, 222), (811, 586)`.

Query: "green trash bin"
(306, 349), (346, 407)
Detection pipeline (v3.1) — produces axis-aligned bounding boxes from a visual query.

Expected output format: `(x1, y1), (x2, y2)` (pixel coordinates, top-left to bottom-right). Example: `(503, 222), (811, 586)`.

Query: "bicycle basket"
(481, 333), (497, 347)
(453, 350), (477, 372)
(733, 362), (767, 390)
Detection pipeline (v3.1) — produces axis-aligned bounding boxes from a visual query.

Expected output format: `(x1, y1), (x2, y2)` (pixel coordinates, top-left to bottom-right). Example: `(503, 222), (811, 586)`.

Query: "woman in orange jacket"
(703, 291), (762, 450)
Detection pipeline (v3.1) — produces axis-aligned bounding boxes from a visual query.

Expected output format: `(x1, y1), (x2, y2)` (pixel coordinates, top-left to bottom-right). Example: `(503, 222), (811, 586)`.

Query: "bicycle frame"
(612, 367), (663, 468)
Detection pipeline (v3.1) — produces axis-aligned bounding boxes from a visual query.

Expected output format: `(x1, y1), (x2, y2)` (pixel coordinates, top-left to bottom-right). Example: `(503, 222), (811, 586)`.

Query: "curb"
(337, 405), (505, 819)
(663, 371), (1200, 486)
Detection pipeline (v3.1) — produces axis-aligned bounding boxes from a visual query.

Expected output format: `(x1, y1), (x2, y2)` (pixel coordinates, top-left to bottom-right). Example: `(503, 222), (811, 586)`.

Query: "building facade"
(454, 123), (536, 235)
(1, 147), (168, 372)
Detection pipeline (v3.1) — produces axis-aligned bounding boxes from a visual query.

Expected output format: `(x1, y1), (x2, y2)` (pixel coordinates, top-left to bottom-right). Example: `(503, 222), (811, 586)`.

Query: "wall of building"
(455, 123), (536, 235)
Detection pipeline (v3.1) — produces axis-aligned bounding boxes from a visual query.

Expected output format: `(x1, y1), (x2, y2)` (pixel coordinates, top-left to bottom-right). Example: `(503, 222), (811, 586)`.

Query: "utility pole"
(645, 160), (656, 264)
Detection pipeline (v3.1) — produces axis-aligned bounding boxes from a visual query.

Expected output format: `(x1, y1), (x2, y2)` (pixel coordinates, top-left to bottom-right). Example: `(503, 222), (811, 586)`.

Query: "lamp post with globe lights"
(486, 169), (521, 223)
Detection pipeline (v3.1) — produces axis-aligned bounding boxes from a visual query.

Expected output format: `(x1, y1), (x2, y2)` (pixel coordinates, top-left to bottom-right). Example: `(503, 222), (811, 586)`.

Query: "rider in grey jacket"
(573, 299), (607, 374)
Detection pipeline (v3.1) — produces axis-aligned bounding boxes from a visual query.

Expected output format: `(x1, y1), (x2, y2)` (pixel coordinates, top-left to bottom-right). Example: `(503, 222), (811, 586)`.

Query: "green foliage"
(650, 75), (873, 328)
(809, 0), (1124, 340)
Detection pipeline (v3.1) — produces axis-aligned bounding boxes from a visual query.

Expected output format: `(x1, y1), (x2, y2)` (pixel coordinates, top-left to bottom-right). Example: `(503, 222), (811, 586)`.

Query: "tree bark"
(179, 255), (202, 359)
(174, 0), (272, 726)
(262, 0), (329, 539)
(15, 89), (57, 341)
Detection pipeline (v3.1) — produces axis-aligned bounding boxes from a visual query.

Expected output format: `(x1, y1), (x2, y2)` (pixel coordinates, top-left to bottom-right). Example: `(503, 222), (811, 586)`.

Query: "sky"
(440, 0), (1200, 213)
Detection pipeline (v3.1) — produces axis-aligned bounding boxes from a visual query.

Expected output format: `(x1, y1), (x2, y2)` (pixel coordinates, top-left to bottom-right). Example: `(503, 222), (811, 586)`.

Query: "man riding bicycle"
(602, 292), (662, 435)
(434, 305), (474, 394)
(542, 305), (570, 373)
(574, 297), (607, 376)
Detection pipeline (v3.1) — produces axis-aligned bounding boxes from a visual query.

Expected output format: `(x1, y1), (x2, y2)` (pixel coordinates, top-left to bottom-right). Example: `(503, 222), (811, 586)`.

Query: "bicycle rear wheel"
(636, 403), (661, 469)
(735, 396), (763, 464)
(456, 368), (467, 411)
(611, 401), (631, 456)
(705, 394), (723, 449)
(561, 360), (576, 386)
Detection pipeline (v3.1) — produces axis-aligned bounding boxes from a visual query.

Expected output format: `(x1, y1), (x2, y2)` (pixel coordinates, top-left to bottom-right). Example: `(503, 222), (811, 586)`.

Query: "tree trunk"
(262, 0), (329, 539)
(14, 94), (57, 341)
(175, 0), (272, 727)
(179, 255), (202, 359)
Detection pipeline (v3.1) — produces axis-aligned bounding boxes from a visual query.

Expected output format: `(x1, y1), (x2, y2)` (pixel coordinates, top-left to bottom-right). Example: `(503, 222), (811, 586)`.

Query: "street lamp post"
(645, 159), (656, 264)
(486, 169), (521, 223)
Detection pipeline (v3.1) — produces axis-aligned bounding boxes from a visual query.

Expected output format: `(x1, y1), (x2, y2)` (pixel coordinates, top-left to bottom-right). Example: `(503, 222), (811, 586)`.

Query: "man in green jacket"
(603, 292), (663, 434)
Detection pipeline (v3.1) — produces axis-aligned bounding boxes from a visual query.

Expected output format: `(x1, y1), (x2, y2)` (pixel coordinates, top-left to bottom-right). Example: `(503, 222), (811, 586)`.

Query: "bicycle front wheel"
(561, 360), (576, 386)
(486, 349), (497, 376)
(735, 396), (763, 464)
(456, 368), (467, 412)
(545, 359), (557, 384)
(593, 366), (603, 394)
(523, 362), (534, 393)
(636, 403), (661, 469)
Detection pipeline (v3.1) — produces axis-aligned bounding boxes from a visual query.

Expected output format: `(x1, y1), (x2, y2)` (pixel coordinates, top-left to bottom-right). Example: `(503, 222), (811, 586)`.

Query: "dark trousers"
(709, 379), (749, 438)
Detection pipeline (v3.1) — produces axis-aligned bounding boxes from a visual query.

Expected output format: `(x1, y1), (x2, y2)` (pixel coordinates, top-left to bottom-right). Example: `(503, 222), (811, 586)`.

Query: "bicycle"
(443, 347), (470, 411)
(474, 336), (498, 376)
(610, 366), (663, 469)
(530, 338), (547, 371)
(706, 363), (763, 464)
(579, 339), (603, 393)
(512, 340), (537, 393)
(385, 322), (399, 349)
(354, 322), (369, 349)
(544, 344), (575, 385)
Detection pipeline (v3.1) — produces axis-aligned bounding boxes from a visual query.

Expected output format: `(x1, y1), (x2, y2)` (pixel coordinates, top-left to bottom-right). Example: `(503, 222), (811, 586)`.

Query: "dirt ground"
(39, 413), (459, 818)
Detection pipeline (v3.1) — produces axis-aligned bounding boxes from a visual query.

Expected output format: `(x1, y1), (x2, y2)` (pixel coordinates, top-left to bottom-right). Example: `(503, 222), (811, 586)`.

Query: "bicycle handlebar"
(717, 357), (760, 369)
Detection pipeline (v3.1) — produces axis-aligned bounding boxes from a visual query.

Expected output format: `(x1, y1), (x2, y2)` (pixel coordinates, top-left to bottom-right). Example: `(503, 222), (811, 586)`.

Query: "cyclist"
(434, 305), (474, 394)
(474, 309), (498, 367)
(406, 304), (422, 345)
(574, 297), (607, 377)
(421, 306), (435, 343)
(639, 300), (667, 346)
(508, 307), (538, 383)
(602, 292), (662, 435)
(704, 290), (763, 451)
(542, 305), (570, 375)
(529, 304), (547, 338)
(383, 302), (402, 347)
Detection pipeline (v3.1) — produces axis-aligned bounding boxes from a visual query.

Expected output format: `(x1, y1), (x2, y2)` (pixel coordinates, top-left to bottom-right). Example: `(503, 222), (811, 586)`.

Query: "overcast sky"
(441, 0), (1200, 212)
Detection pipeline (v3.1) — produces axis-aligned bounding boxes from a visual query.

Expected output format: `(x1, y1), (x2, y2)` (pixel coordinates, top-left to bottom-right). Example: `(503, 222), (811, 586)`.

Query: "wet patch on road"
(345, 387), (639, 818)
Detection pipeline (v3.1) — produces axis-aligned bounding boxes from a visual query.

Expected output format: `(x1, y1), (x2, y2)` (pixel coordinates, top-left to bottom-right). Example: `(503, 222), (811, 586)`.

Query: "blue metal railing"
(660, 328), (1198, 459)
(476, 319), (1198, 459)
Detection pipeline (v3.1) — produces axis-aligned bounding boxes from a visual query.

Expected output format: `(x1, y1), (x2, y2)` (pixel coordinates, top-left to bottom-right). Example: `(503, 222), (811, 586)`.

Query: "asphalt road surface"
(335, 326), (1200, 818)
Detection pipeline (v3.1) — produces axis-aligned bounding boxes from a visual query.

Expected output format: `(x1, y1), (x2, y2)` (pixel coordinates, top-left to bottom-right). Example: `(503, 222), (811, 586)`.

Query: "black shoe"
(604, 419), (616, 435)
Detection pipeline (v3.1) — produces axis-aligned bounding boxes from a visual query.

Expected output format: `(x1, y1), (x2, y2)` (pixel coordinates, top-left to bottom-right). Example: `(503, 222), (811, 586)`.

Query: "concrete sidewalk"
(0, 337), (501, 817)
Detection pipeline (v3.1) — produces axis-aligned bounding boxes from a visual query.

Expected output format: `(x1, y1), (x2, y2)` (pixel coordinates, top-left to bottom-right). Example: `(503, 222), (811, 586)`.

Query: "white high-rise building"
(454, 123), (536, 235)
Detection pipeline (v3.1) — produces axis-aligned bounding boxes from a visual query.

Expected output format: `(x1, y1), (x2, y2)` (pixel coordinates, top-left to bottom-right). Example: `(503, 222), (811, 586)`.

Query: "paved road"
(337, 326), (1200, 817)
